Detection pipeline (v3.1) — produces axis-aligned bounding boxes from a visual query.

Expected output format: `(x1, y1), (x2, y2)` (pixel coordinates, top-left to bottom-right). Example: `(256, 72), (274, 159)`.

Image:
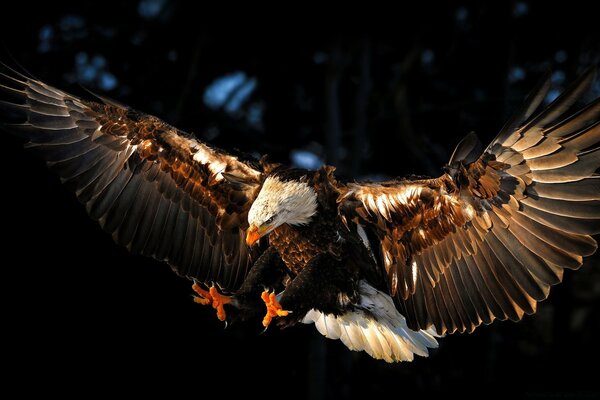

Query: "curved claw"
(261, 290), (290, 328)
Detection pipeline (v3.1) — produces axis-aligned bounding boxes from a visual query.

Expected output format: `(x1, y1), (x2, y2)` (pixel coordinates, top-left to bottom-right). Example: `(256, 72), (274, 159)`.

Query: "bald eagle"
(1, 65), (599, 363)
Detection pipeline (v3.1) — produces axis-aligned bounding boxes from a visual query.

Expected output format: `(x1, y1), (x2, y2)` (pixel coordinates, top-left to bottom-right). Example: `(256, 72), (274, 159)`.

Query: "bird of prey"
(1, 65), (598, 363)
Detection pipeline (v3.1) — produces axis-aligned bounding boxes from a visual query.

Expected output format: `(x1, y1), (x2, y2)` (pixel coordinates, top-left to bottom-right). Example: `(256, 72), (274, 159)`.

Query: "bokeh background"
(2, 1), (599, 398)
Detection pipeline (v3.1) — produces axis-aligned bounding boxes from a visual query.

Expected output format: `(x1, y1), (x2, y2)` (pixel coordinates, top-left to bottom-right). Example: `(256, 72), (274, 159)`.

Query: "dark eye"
(265, 216), (275, 224)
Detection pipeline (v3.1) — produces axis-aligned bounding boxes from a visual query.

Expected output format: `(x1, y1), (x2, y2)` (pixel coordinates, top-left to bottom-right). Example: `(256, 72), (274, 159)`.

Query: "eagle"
(1, 65), (599, 363)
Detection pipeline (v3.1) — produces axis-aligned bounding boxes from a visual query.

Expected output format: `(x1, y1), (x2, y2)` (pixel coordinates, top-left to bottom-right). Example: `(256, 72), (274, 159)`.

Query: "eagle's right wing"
(339, 68), (600, 335)
(1, 66), (270, 291)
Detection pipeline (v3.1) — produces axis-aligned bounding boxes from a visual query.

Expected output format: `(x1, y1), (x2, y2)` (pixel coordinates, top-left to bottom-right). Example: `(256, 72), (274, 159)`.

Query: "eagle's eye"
(265, 216), (275, 225)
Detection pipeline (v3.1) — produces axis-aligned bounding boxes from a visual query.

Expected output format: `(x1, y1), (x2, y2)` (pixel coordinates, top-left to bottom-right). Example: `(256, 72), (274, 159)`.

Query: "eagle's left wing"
(0, 66), (269, 291)
(339, 69), (600, 335)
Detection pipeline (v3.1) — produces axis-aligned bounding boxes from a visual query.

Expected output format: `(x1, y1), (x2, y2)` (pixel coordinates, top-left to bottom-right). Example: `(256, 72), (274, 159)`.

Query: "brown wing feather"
(340, 176), (475, 300)
(340, 68), (600, 334)
(0, 67), (267, 291)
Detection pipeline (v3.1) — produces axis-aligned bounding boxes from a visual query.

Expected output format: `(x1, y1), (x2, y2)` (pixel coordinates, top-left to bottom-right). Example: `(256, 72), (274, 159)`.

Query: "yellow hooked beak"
(245, 224), (270, 246)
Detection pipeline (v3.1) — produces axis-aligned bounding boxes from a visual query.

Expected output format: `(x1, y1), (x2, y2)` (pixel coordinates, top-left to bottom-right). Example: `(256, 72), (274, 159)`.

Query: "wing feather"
(455, 258), (492, 325)
(340, 69), (599, 334)
(1, 67), (267, 290)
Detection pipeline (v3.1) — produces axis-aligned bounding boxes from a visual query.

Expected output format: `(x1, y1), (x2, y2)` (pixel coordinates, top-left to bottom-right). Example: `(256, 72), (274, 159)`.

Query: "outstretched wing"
(339, 68), (600, 335)
(0, 67), (267, 291)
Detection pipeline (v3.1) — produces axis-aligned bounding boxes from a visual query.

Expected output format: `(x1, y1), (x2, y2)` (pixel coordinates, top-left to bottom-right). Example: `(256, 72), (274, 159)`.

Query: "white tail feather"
(302, 281), (439, 363)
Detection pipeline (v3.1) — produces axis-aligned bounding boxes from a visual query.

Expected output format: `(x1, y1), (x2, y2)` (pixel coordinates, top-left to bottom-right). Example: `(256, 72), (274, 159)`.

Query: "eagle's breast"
(269, 217), (342, 276)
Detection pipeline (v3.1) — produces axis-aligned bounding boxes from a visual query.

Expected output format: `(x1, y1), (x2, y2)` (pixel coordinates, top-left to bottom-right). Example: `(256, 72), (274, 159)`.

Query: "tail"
(302, 281), (439, 363)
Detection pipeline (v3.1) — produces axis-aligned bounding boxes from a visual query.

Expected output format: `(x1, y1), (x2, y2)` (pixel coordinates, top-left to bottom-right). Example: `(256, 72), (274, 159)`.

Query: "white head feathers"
(248, 175), (318, 229)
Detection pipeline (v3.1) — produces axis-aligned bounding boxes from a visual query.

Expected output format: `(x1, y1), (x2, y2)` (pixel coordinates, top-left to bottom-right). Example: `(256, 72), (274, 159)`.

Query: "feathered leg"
(235, 246), (289, 323)
(266, 253), (361, 328)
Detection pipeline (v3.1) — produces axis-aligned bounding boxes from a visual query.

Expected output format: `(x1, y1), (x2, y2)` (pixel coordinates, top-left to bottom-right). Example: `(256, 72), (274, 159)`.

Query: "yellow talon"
(192, 282), (231, 321)
(261, 290), (290, 327)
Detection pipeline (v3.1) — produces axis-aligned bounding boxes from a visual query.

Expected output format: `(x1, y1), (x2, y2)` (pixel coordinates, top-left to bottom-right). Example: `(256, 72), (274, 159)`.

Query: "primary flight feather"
(1, 65), (598, 362)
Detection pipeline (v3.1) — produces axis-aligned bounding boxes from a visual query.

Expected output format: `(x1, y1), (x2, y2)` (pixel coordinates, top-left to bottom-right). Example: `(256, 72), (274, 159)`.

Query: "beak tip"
(246, 225), (261, 247)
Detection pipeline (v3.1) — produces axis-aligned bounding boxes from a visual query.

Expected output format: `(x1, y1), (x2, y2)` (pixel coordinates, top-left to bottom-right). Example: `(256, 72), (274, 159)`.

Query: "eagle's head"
(246, 174), (318, 246)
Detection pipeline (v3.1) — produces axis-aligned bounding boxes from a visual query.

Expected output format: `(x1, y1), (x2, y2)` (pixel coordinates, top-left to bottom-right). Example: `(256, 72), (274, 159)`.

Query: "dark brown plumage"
(2, 64), (598, 362)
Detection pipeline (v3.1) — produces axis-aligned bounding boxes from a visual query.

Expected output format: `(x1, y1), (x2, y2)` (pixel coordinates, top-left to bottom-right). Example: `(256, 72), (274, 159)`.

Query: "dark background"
(1, 1), (599, 398)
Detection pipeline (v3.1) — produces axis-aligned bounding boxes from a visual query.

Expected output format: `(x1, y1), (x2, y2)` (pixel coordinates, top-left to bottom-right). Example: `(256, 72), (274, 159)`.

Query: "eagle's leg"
(260, 290), (290, 327)
(192, 283), (231, 321)
(231, 246), (289, 324)
(273, 253), (360, 328)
